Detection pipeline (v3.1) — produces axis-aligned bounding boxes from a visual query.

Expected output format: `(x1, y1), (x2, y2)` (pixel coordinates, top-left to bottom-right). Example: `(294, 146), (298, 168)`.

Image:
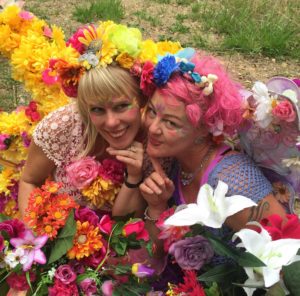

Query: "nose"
(148, 117), (162, 135)
(105, 111), (120, 129)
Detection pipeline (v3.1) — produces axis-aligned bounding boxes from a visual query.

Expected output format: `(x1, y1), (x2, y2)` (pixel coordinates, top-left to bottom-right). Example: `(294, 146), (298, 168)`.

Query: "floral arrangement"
(0, 180), (155, 295)
(154, 181), (300, 296)
(65, 157), (125, 209)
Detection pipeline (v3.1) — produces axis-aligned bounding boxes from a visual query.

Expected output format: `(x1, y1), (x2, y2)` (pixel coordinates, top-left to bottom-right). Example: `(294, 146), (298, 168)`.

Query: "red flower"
(7, 272), (36, 291)
(261, 214), (300, 240)
(48, 279), (79, 296)
(173, 270), (206, 296)
(122, 219), (149, 241)
(99, 214), (115, 234)
(25, 101), (41, 122)
(140, 61), (156, 97)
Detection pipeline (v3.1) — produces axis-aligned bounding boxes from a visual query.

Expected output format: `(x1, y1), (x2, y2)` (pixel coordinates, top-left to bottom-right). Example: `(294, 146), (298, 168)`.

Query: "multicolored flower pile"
(66, 157), (125, 209)
(154, 181), (300, 296)
(0, 181), (154, 295)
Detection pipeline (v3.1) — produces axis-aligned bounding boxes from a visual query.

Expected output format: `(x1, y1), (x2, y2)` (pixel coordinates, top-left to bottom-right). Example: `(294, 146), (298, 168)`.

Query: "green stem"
(95, 222), (120, 273)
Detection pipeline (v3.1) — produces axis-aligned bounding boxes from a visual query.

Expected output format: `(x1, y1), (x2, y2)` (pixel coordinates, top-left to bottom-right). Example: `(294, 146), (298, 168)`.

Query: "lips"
(148, 136), (162, 146)
(106, 127), (127, 138)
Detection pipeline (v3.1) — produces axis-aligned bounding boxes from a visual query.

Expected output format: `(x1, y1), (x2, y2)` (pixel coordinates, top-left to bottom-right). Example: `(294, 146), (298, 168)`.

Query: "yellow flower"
(157, 41), (182, 55)
(138, 39), (158, 63)
(98, 40), (118, 67)
(67, 221), (103, 260)
(82, 177), (121, 208)
(115, 52), (135, 69)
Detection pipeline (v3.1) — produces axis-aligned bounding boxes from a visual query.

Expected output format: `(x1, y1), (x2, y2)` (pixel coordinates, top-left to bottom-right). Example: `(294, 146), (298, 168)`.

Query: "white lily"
(233, 226), (300, 295)
(164, 181), (256, 228)
(252, 81), (273, 128)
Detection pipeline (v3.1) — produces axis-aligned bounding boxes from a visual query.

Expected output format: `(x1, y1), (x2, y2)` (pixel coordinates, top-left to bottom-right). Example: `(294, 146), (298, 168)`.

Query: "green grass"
(152, 0), (171, 4)
(0, 58), (29, 112)
(194, 0), (300, 58)
(73, 0), (124, 23)
(133, 11), (161, 27)
(170, 21), (190, 34)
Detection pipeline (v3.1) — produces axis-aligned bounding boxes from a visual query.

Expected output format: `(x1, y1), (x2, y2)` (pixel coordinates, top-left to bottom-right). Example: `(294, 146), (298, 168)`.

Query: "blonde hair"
(77, 65), (144, 157)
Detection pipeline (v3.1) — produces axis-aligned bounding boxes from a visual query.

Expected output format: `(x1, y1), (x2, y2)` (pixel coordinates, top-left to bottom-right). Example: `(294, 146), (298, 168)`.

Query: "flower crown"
(138, 48), (218, 97)
(42, 20), (183, 98)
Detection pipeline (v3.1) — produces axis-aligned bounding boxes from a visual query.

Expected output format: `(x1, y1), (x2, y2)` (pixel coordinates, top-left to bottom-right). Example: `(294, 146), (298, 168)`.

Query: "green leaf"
(47, 210), (76, 264)
(0, 213), (10, 222)
(26, 271), (33, 292)
(0, 280), (9, 296)
(114, 264), (132, 275)
(198, 264), (241, 283)
(145, 241), (153, 257)
(112, 239), (128, 256)
(283, 260), (300, 295)
(238, 251), (265, 267)
(111, 220), (125, 236)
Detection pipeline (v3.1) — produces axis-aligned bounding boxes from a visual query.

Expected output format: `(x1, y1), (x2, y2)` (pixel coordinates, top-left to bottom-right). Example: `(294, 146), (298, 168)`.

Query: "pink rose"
(140, 61), (156, 97)
(272, 100), (296, 122)
(101, 280), (114, 296)
(75, 207), (99, 226)
(81, 242), (107, 268)
(130, 61), (143, 77)
(66, 157), (100, 189)
(54, 264), (76, 284)
(79, 278), (97, 296)
(122, 219), (149, 241)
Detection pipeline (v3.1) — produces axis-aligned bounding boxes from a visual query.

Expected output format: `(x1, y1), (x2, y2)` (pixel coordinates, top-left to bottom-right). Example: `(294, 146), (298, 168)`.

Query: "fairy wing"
(239, 77), (300, 214)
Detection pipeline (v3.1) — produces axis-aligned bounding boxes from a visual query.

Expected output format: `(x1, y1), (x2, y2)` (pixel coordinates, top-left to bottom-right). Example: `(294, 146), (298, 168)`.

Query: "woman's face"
(88, 96), (141, 149)
(145, 91), (200, 158)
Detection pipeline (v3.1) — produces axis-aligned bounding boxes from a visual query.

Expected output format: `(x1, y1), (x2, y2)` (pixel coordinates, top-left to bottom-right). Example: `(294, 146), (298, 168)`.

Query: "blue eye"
(90, 107), (105, 114)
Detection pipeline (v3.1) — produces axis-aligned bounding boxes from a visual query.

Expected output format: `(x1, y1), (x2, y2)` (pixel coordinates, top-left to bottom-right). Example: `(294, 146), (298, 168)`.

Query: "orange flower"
(67, 221), (103, 260)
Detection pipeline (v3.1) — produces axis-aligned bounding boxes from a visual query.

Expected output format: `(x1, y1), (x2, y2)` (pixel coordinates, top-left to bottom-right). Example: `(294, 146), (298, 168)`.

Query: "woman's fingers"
(150, 157), (166, 177)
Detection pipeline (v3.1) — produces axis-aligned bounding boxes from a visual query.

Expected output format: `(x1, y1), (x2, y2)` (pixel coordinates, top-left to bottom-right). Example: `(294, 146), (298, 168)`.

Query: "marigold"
(139, 39), (158, 63)
(81, 177), (121, 208)
(157, 41), (182, 56)
(67, 221), (103, 260)
(116, 52), (135, 69)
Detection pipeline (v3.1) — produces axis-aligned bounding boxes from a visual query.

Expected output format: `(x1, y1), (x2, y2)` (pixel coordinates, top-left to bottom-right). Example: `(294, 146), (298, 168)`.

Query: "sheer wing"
(239, 77), (300, 214)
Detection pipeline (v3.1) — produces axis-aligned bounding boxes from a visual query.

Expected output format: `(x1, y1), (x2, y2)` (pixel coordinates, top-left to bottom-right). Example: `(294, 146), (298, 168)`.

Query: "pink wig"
(158, 53), (243, 136)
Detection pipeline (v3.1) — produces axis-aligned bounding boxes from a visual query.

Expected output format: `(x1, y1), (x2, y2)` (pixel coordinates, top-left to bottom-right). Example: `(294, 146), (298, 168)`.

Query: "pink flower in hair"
(66, 26), (87, 54)
(19, 11), (34, 20)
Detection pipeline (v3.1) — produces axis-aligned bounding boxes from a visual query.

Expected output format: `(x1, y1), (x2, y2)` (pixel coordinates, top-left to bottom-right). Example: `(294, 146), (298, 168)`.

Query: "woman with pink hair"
(138, 50), (286, 233)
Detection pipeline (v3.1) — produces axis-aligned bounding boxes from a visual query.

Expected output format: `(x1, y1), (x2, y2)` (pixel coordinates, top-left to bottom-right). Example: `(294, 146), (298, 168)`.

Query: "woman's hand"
(139, 171), (174, 219)
(107, 141), (143, 183)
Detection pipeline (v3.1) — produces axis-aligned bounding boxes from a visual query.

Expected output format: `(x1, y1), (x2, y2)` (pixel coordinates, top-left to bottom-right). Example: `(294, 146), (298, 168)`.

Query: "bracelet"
(124, 169), (143, 188)
(144, 206), (159, 222)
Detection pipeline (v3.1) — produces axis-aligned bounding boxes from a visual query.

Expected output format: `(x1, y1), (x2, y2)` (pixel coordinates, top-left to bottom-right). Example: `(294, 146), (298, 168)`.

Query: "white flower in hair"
(201, 74), (218, 96)
(252, 81), (274, 128)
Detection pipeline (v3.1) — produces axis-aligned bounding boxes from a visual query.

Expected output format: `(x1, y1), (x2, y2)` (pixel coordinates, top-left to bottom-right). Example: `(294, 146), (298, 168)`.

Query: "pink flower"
(79, 278), (97, 296)
(43, 25), (53, 38)
(75, 207), (99, 226)
(132, 263), (155, 278)
(19, 11), (34, 20)
(99, 159), (125, 184)
(0, 235), (4, 251)
(130, 61), (143, 77)
(54, 264), (76, 285)
(66, 26), (90, 54)
(7, 272), (36, 291)
(272, 100), (296, 122)
(10, 230), (48, 271)
(66, 157), (100, 189)
(101, 280), (114, 296)
(140, 61), (156, 97)
(42, 68), (59, 85)
(122, 219), (149, 241)
(0, 219), (26, 238)
(99, 214), (115, 234)
(0, 134), (10, 150)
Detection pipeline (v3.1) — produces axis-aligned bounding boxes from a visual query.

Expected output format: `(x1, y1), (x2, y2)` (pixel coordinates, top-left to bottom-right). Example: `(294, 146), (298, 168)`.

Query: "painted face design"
(145, 91), (199, 158)
(89, 96), (141, 149)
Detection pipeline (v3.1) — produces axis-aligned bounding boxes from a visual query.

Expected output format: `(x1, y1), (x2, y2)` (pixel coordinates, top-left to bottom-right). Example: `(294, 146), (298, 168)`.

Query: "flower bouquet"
(156, 181), (300, 296)
(0, 180), (154, 295)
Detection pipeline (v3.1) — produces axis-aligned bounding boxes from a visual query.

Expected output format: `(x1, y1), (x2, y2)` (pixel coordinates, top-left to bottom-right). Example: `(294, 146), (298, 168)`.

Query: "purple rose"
(79, 278), (97, 296)
(169, 235), (214, 270)
(75, 207), (99, 226)
(54, 264), (76, 284)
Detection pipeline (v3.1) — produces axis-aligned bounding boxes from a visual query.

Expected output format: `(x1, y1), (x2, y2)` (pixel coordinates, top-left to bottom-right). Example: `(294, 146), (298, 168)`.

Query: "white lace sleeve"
(32, 103), (83, 166)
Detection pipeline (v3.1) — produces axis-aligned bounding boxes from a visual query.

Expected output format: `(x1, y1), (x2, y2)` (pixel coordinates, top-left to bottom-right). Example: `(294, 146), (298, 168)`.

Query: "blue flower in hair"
(153, 55), (179, 86)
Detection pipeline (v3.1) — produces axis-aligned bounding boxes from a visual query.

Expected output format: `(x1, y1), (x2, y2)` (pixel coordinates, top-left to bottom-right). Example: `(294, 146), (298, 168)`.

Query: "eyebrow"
(149, 102), (183, 121)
